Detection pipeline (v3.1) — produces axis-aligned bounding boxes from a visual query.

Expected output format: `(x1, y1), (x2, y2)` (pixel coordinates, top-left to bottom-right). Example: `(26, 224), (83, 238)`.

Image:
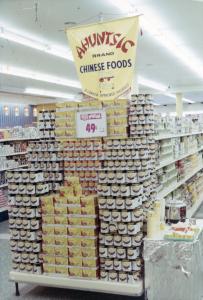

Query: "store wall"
(0, 104), (36, 128)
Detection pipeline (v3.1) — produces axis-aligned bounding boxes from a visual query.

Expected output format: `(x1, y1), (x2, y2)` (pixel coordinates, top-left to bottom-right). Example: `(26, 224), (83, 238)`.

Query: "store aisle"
(0, 221), (144, 300)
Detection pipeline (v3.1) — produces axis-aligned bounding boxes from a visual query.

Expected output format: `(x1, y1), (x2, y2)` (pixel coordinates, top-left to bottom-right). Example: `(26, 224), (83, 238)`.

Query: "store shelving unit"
(156, 145), (203, 170)
(0, 151), (27, 157)
(155, 131), (203, 140)
(9, 272), (143, 297)
(187, 193), (203, 218)
(157, 164), (203, 199)
(0, 135), (40, 218)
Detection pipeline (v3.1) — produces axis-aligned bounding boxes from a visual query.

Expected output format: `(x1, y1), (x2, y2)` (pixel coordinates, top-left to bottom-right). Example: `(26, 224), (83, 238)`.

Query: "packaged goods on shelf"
(155, 115), (203, 138)
(41, 177), (99, 278)
(8, 169), (50, 274)
(0, 126), (40, 141)
(38, 110), (55, 139)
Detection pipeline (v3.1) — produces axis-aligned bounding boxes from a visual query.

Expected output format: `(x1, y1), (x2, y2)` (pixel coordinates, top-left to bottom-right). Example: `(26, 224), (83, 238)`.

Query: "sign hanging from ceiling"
(66, 16), (139, 100)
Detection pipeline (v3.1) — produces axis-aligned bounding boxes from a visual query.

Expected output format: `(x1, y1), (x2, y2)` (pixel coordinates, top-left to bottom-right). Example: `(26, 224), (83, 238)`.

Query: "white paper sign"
(76, 109), (107, 138)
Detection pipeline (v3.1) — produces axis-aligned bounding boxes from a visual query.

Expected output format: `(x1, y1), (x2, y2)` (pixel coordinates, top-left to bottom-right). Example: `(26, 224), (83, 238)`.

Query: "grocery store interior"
(1, 0), (203, 299)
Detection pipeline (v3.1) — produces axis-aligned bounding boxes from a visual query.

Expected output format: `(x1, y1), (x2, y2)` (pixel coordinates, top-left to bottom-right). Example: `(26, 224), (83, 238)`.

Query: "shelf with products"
(0, 151), (27, 157)
(155, 131), (203, 140)
(187, 193), (203, 218)
(156, 145), (203, 170)
(157, 163), (203, 199)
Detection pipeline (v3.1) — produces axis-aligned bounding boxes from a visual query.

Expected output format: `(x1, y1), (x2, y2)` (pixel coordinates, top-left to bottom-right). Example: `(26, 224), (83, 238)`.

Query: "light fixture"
(33, 107), (38, 117)
(0, 65), (81, 89)
(138, 76), (167, 91)
(24, 88), (80, 101)
(24, 106), (29, 117)
(3, 105), (9, 116)
(138, 76), (195, 103)
(0, 25), (73, 61)
(14, 106), (19, 116)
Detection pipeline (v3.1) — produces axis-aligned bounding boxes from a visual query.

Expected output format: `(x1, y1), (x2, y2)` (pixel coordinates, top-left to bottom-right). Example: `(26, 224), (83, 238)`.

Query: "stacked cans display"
(98, 94), (155, 283)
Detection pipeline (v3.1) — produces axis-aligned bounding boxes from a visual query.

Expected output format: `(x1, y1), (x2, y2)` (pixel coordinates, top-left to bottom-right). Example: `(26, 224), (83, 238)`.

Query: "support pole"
(176, 93), (183, 117)
(15, 282), (20, 296)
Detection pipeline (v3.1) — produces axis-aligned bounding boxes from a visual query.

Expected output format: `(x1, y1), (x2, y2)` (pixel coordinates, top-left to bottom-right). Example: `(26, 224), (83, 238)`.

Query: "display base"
(9, 271), (143, 296)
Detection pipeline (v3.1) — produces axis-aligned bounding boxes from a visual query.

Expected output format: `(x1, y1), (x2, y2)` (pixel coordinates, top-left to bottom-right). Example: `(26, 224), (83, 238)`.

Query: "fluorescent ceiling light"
(0, 64), (81, 89)
(108, 1), (203, 80)
(24, 88), (80, 101)
(0, 25), (73, 61)
(138, 76), (167, 91)
(138, 76), (195, 103)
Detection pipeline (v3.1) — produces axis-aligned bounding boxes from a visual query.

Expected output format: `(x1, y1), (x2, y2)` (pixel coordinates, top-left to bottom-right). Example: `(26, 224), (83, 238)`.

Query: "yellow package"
(68, 176), (80, 185)
(114, 116), (127, 126)
(55, 119), (66, 128)
(43, 255), (55, 265)
(55, 129), (66, 137)
(54, 206), (67, 215)
(42, 205), (55, 214)
(43, 264), (55, 274)
(81, 228), (97, 237)
(54, 216), (67, 225)
(68, 217), (81, 226)
(69, 267), (82, 277)
(42, 245), (55, 255)
(68, 227), (81, 236)
(66, 129), (75, 137)
(67, 196), (80, 205)
(66, 111), (75, 121)
(68, 206), (81, 215)
(74, 185), (82, 196)
(68, 247), (82, 257)
(113, 108), (127, 116)
(55, 236), (68, 246)
(69, 257), (82, 267)
(54, 226), (67, 235)
(55, 256), (68, 266)
(55, 111), (67, 118)
(41, 195), (54, 206)
(81, 238), (97, 248)
(54, 246), (68, 257)
(67, 237), (81, 247)
(114, 99), (128, 106)
(66, 101), (78, 108)
(55, 265), (68, 274)
(82, 247), (97, 258)
(43, 235), (55, 245)
(42, 225), (55, 235)
(81, 206), (96, 215)
(42, 216), (54, 225)
(81, 217), (96, 226)
(56, 102), (66, 108)
(80, 196), (96, 206)
(82, 268), (98, 278)
(82, 258), (98, 268)
(103, 100), (115, 107)
(55, 195), (67, 204)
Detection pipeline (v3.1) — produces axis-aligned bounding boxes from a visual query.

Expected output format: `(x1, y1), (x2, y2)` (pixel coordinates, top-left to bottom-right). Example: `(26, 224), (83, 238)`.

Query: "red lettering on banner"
(76, 31), (135, 59)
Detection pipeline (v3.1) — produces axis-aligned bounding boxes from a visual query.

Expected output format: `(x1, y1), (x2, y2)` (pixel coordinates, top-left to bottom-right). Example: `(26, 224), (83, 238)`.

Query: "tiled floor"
(0, 221), (144, 300)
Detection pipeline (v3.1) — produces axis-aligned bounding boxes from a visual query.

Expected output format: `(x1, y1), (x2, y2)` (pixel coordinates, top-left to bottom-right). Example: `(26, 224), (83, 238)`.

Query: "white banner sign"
(76, 110), (107, 138)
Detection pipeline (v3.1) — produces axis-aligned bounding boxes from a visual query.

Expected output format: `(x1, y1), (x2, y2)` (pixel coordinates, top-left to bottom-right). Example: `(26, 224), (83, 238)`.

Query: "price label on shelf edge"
(76, 109), (107, 138)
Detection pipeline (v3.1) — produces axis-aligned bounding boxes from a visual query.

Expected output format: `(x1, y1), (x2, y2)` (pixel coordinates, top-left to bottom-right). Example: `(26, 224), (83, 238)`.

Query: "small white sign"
(76, 109), (107, 138)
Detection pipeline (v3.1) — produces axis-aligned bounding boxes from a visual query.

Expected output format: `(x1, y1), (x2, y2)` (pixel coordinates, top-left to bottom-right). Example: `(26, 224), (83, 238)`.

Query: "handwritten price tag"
(76, 110), (107, 138)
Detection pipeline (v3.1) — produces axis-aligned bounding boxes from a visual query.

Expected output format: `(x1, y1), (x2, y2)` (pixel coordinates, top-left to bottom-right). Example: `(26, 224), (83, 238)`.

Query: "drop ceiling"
(1, 0), (203, 104)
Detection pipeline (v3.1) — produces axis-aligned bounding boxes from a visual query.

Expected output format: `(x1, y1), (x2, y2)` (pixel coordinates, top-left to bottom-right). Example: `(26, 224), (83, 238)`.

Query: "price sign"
(76, 109), (107, 138)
